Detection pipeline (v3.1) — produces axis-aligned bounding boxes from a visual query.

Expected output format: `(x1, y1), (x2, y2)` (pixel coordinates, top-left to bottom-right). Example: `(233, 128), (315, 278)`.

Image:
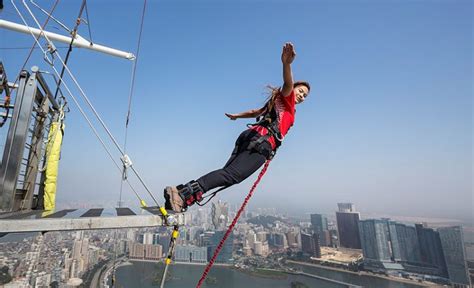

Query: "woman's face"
(295, 85), (309, 104)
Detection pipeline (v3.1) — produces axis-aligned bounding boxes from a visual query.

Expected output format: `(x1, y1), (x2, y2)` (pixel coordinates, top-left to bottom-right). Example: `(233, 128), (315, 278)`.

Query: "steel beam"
(0, 20), (135, 60)
(0, 208), (185, 233)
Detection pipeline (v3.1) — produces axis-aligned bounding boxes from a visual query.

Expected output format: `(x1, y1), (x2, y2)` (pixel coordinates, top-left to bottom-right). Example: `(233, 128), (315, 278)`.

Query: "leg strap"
(177, 180), (204, 208)
(247, 136), (275, 160)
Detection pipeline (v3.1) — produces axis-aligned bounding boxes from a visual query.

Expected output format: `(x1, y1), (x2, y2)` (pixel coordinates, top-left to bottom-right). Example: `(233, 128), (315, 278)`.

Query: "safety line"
(120, 0), (147, 208)
(160, 225), (180, 288)
(196, 160), (272, 287)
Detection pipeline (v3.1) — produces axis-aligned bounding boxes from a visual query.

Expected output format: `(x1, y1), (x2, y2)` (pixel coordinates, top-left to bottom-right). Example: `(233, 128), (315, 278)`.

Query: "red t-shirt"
(250, 90), (296, 150)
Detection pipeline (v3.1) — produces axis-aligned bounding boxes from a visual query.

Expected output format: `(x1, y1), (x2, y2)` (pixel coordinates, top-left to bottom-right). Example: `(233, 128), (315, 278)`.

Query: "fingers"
(225, 113), (237, 120)
(282, 42), (296, 57)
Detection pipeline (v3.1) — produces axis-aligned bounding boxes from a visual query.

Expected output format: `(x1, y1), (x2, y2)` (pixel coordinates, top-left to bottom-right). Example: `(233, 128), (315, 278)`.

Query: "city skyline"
(1, 199), (472, 287)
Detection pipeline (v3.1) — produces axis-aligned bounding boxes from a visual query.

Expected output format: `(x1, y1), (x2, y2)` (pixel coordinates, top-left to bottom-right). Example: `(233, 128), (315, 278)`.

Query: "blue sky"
(1, 0), (472, 221)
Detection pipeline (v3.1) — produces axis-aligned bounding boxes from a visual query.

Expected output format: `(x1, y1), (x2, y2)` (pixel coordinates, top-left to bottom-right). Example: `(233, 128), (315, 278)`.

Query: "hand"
(281, 42), (296, 65)
(225, 113), (238, 120)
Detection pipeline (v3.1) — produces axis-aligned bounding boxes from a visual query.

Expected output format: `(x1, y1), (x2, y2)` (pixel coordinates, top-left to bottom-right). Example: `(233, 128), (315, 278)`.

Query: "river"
(113, 261), (431, 288)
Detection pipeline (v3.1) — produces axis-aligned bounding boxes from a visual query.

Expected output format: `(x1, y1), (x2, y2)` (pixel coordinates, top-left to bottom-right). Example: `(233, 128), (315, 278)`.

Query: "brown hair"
(264, 81), (311, 112)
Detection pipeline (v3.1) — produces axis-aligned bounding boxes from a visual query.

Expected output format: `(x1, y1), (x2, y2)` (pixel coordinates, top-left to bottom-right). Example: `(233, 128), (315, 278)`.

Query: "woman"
(164, 42), (310, 212)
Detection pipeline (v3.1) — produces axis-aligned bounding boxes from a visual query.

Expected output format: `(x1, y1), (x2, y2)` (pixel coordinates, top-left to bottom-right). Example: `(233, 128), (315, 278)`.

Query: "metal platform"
(0, 207), (184, 234)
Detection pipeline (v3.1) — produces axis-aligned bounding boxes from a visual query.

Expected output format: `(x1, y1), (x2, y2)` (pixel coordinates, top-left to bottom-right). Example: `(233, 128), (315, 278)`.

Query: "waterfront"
(114, 261), (345, 288)
(287, 262), (438, 288)
(113, 261), (432, 288)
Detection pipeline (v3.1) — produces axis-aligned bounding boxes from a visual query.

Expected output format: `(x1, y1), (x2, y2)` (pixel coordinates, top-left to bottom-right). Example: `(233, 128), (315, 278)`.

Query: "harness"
(247, 105), (283, 160)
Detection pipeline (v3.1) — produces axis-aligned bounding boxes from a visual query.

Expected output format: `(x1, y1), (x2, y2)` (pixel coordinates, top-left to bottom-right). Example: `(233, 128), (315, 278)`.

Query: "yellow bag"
(43, 122), (65, 211)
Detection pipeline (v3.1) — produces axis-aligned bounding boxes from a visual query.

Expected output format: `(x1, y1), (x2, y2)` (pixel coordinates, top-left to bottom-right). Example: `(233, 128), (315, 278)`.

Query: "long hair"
(264, 81), (311, 112)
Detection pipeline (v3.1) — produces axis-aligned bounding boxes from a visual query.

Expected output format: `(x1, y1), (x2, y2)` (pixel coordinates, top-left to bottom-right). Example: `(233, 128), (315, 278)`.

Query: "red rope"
(196, 160), (272, 288)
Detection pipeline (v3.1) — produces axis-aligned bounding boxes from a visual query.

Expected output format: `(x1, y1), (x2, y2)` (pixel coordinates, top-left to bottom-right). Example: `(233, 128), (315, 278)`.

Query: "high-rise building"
(126, 229), (136, 241)
(152, 233), (160, 245)
(415, 224), (448, 277)
(71, 238), (89, 276)
(438, 226), (471, 287)
(301, 233), (321, 258)
(208, 230), (233, 263)
(336, 203), (361, 249)
(246, 231), (256, 247)
(359, 219), (457, 278)
(129, 243), (162, 260)
(391, 223), (422, 264)
(310, 214), (328, 233)
(337, 203), (356, 212)
(144, 245), (162, 260)
(254, 241), (263, 256)
(311, 214), (330, 246)
(268, 233), (287, 249)
(257, 231), (267, 242)
(142, 232), (154, 245)
(129, 243), (145, 259)
(286, 231), (299, 249)
(358, 219), (392, 262)
(34, 272), (51, 287)
(211, 201), (229, 230)
(157, 234), (171, 254)
(175, 245), (207, 263)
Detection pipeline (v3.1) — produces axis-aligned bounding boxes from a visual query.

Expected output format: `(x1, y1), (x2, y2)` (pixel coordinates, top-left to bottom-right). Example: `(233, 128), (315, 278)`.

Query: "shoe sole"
(165, 186), (184, 212)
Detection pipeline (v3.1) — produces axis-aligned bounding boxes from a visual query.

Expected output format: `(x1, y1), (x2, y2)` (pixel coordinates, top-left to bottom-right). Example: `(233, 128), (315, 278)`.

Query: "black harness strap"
(246, 105), (283, 160)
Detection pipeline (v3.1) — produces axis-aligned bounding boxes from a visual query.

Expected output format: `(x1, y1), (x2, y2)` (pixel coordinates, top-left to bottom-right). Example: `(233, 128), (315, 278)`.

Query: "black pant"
(196, 129), (271, 193)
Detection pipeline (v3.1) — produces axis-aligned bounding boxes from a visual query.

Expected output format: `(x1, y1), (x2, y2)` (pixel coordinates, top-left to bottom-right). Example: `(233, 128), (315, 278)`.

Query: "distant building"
(310, 214), (328, 233)
(268, 233), (287, 249)
(208, 231), (233, 263)
(415, 224), (448, 277)
(256, 231), (267, 242)
(337, 203), (356, 212)
(310, 214), (330, 246)
(71, 238), (89, 276)
(152, 233), (160, 245)
(286, 231), (299, 249)
(129, 243), (162, 261)
(359, 219), (457, 279)
(156, 234), (170, 254)
(129, 243), (145, 259)
(144, 245), (162, 261)
(175, 245), (207, 263)
(253, 241), (269, 256)
(336, 203), (361, 249)
(301, 233), (321, 258)
(390, 222), (422, 264)
(358, 219), (392, 262)
(142, 233), (154, 245)
(211, 201), (229, 230)
(34, 272), (51, 287)
(199, 231), (215, 247)
(438, 226), (471, 287)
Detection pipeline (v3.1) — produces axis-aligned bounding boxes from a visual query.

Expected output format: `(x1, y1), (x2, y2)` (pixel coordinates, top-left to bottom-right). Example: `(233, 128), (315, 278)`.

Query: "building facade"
(438, 226), (471, 287)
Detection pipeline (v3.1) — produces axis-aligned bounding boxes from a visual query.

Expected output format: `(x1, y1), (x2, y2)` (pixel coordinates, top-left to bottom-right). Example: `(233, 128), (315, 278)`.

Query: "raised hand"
(281, 42), (296, 65)
(225, 113), (238, 120)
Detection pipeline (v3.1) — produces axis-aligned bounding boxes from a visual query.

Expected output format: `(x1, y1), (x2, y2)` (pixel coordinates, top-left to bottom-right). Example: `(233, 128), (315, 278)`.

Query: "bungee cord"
(119, 0), (148, 208)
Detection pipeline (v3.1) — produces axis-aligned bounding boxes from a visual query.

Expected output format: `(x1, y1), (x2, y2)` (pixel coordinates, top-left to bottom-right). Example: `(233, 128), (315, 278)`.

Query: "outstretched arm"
(281, 42), (295, 97)
(225, 107), (266, 120)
